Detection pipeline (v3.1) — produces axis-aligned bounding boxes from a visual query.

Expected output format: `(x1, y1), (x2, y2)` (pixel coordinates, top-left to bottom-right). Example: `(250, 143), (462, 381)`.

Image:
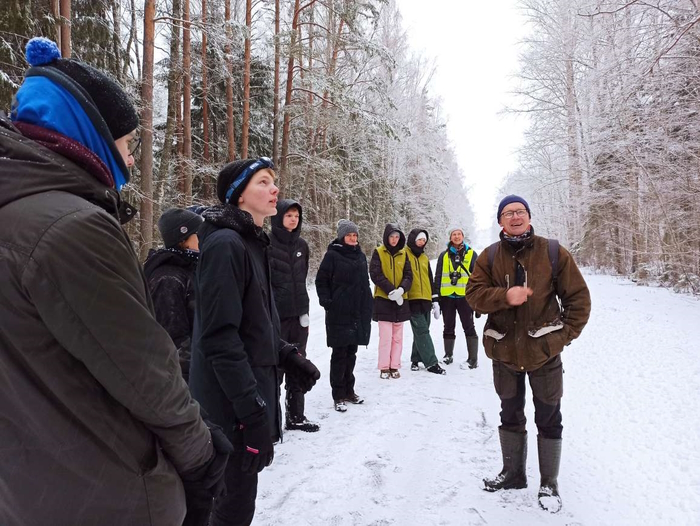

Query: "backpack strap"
(487, 242), (499, 272)
(547, 238), (560, 292)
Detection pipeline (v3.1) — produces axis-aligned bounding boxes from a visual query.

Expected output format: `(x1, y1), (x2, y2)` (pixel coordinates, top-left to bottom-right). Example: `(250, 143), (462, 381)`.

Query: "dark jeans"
(409, 311), (439, 367)
(441, 296), (477, 339)
(210, 431), (259, 526)
(330, 345), (358, 401)
(492, 355), (564, 439)
(279, 317), (309, 421)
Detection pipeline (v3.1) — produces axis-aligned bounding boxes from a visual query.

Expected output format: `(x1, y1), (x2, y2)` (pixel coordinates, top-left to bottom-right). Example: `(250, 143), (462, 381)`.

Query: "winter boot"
(443, 338), (455, 365)
(380, 369), (391, 379)
(537, 435), (562, 513)
(483, 429), (528, 492)
(390, 369), (401, 379)
(285, 416), (320, 433)
(426, 363), (447, 375)
(334, 400), (347, 412)
(346, 392), (365, 404)
(466, 336), (479, 369)
(411, 362), (420, 371)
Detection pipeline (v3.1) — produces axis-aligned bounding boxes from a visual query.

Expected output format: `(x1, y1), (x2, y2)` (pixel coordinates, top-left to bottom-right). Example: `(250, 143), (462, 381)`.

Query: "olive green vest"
(406, 250), (432, 301)
(374, 245), (409, 299)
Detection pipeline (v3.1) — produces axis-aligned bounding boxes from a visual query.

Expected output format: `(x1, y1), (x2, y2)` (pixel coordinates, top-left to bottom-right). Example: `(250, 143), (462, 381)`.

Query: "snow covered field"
(257, 273), (700, 525)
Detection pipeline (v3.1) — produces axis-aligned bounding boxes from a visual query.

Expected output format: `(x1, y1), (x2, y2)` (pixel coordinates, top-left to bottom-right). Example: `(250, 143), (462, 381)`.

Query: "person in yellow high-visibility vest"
(369, 223), (413, 379)
(432, 227), (479, 368)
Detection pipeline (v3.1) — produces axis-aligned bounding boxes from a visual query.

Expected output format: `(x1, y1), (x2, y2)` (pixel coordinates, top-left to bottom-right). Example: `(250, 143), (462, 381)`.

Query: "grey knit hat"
(158, 208), (204, 248)
(337, 219), (359, 240)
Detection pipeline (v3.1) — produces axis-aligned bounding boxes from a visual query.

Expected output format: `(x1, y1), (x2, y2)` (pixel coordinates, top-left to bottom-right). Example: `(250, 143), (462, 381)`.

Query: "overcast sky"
(396, 0), (530, 245)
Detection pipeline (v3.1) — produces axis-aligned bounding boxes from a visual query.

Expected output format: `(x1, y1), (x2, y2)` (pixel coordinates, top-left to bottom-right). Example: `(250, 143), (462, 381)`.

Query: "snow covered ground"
(256, 272), (700, 525)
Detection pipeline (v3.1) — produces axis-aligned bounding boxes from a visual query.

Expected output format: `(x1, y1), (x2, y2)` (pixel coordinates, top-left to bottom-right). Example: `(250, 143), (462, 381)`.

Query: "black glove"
(283, 351), (321, 393)
(181, 422), (234, 525)
(238, 410), (275, 475)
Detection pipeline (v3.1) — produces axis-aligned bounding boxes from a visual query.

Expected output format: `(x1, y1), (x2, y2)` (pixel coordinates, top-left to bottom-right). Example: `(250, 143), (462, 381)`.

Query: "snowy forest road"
(256, 273), (700, 525)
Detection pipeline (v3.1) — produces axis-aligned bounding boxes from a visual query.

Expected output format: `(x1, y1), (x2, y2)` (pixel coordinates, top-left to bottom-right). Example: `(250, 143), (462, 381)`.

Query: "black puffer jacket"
(190, 205), (296, 442)
(144, 247), (198, 382)
(369, 224), (413, 323)
(315, 240), (373, 348)
(269, 199), (310, 319)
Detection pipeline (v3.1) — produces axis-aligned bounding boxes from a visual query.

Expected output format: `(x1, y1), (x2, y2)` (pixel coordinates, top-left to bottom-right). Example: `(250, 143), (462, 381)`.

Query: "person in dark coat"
(405, 228), (446, 375)
(369, 224), (413, 379)
(269, 199), (319, 432)
(315, 219), (373, 412)
(433, 227), (479, 368)
(144, 208), (204, 383)
(0, 37), (230, 526)
(189, 158), (321, 526)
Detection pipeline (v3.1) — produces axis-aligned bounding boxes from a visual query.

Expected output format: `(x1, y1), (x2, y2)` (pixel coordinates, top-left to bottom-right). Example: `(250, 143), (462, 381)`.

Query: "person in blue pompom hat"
(0, 37), (231, 526)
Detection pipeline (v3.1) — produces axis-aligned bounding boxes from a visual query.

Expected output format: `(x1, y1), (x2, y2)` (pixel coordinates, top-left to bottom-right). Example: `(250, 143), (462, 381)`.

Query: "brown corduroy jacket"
(465, 232), (591, 372)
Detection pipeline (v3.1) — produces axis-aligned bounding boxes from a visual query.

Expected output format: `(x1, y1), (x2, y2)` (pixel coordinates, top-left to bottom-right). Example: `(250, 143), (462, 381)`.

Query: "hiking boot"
(346, 392), (365, 404)
(410, 362), (420, 371)
(427, 363), (447, 375)
(380, 369), (391, 379)
(537, 435), (562, 513)
(334, 400), (347, 412)
(483, 429), (528, 492)
(389, 369), (401, 379)
(285, 416), (320, 433)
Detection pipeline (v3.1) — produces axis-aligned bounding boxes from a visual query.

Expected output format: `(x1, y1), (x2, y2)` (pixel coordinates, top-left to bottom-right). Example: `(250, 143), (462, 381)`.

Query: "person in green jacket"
(405, 229), (446, 375)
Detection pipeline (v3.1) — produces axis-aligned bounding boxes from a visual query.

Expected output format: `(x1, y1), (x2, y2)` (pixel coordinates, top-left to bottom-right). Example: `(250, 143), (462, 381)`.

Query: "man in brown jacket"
(465, 195), (591, 513)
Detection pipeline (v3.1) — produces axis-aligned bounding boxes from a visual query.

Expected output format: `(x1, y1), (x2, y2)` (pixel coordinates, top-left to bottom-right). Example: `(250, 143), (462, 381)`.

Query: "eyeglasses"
(128, 137), (141, 156)
(225, 157), (275, 203)
(501, 209), (528, 219)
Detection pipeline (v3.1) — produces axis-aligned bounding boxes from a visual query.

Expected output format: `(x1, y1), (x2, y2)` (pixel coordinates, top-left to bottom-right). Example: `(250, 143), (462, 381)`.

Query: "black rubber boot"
(483, 429), (528, 492)
(466, 336), (479, 369)
(537, 435), (562, 513)
(443, 338), (455, 365)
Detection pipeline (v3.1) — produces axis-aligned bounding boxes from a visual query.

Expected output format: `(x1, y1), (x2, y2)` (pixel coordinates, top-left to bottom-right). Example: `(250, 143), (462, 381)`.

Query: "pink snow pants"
(377, 321), (404, 370)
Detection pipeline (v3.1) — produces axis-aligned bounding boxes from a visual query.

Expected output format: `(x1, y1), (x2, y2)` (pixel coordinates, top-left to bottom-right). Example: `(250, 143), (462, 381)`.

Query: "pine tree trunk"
(272, 0), (280, 166)
(225, 0), (236, 162)
(241, 0), (251, 158)
(139, 0), (156, 260)
(280, 0), (301, 179)
(182, 0), (193, 205)
(59, 0), (71, 58)
(201, 0), (211, 199)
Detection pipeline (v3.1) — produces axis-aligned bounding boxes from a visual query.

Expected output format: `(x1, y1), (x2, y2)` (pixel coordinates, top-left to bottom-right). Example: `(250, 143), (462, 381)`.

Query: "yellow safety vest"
(439, 248), (474, 297)
(373, 245), (409, 299)
(406, 250), (432, 301)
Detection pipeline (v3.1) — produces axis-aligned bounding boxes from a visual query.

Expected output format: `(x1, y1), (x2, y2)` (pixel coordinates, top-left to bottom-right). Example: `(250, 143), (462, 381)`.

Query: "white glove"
(395, 296), (404, 306)
(299, 313), (310, 328)
(387, 287), (404, 302)
(432, 302), (441, 320)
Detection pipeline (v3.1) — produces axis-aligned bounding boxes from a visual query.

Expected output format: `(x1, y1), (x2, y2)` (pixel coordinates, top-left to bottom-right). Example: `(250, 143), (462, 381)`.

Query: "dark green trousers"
(409, 311), (439, 368)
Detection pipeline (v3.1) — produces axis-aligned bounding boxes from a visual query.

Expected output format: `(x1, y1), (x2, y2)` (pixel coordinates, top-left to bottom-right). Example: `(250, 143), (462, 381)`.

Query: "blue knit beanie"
(497, 195), (531, 221)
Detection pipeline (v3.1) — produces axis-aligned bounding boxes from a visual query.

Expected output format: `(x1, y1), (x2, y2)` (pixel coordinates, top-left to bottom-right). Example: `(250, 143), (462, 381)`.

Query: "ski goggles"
(225, 156), (275, 204)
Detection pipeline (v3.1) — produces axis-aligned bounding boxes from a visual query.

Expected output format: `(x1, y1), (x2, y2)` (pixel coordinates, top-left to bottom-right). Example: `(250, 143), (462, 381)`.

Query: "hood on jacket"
(0, 115), (135, 223)
(143, 248), (198, 278)
(382, 223), (406, 255)
(407, 228), (429, 255)
(271, 198), (302, 244)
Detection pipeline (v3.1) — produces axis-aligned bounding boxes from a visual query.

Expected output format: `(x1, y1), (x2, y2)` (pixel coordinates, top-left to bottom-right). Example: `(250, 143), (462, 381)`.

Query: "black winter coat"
(315, 240), (373, 348)
(144, 247), (198, 381)
(369, 224), (413, 323)
(0, 116), (211, 526)
(269, 199), (310, 319)
(190, 205), (295, 442)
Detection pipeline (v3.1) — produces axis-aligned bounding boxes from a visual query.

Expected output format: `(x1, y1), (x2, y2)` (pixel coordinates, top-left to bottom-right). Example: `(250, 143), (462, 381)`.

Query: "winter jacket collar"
(202, 204), (270, 245)
(0, 115), (136, 224)
(144, 247), (198, 276)
(501, 227), (535, 252)
(270, 198), (302, 246)
(330, 239), (364, 257)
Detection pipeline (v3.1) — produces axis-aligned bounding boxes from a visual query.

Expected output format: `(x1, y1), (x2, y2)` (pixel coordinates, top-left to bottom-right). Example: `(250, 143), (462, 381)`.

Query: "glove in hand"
(432, 301), (441, 320)
(284, 351), (321, 393)
(238, 410), (274, 475)
(387, 287), (404, 302)
(299, 313), (310, 328)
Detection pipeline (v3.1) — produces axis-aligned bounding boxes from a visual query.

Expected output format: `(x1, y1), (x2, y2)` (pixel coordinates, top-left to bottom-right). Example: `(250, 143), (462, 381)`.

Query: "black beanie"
(23, 37), (139, 140)
(216, 157), (274, 205)
(158, 208), (204, 248)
